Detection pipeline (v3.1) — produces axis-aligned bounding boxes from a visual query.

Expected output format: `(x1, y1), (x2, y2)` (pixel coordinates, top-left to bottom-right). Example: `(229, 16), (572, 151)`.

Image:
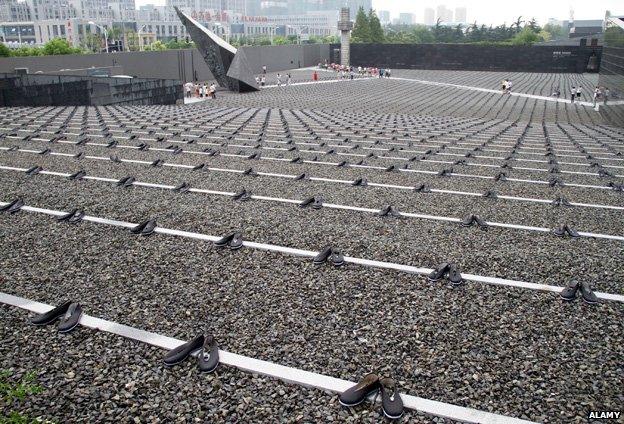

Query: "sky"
(371, 0), (622, 26)
(132, 0), (622, 27)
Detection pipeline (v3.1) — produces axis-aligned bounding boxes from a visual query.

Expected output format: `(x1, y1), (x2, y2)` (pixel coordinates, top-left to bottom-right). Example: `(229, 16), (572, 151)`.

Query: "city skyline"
(370, 0), (621, 26)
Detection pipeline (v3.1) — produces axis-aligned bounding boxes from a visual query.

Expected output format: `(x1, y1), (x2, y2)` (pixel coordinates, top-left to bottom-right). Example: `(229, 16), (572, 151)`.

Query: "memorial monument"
(175, 7), (258, 92)
(337, 7), (353, 67)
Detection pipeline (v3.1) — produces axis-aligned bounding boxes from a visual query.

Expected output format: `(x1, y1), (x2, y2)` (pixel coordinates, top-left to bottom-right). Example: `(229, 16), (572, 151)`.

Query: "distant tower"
(337, 7), (353, 67)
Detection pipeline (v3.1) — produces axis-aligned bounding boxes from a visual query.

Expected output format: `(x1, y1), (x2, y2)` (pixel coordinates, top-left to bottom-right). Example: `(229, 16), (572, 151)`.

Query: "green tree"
(527, 18), (541, 34)
(0, 43), (11, 57)
(511, 27), (543, 45)
(368, 9), (384, 42)
(351, 6), (370, 42)
(42, 38), (82, 55)
(543, 23), (564, 38)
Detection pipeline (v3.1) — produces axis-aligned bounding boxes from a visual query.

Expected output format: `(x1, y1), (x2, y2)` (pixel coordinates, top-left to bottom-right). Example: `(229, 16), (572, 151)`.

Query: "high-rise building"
(424, 7), (434, 25)
(455, 6), (466, 23)
(436, 5), (452, 23)
(0, 0), (32, 22)
(378, 9), (389, 25)
(398, 12), (413, 25)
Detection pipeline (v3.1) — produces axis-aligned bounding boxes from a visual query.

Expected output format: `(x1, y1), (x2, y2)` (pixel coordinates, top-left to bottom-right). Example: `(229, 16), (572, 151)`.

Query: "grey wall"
(0, 73), (182, 106)
(333, 43), (603, 74)
(0, 44), (331, 83)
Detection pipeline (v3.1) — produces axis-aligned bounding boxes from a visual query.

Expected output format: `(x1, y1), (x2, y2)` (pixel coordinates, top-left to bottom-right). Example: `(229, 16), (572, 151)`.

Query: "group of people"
(318, 62), (388, 79)
(184, 81), (217, 99)
(254, 73), (292, 87)
(562, 86), (611, 105)
(501, 79), (514, 94)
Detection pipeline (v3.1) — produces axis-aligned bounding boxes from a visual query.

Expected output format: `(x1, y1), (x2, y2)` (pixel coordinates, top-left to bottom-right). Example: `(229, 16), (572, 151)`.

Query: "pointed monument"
(175, 7), (258, 93)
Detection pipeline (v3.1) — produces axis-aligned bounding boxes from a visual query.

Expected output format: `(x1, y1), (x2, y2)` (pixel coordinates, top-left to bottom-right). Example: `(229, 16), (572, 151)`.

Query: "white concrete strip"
(0, 291), (536, 424)
(389, 76), (611, 109)
(2, 201), (623, 303)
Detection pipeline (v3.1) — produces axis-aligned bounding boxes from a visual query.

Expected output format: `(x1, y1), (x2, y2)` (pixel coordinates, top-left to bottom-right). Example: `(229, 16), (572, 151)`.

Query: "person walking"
(199, 83), (204, 98)
(570, 86), (576, 103)
(261, 76), (266, 87)
(184, 82), (192, 98)
(501, 79), (508, 94)
(506, 80), (513, 94)
(209, 82), (216, 99)
(194, 83), (200, 98)
(604, 87), (610, 105)
(576, 86), (582, 101)
(287, 73), (292, 85)
(593, 86), (601, 107)
(262, 65), (267, 74)
(276, 73), (282, 87)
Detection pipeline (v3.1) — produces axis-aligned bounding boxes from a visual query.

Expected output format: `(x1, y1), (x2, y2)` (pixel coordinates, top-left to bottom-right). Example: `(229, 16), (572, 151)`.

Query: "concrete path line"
(0, 292), (537, 424)
(389, 77), (624, 109)
(1, 200), (623, 303)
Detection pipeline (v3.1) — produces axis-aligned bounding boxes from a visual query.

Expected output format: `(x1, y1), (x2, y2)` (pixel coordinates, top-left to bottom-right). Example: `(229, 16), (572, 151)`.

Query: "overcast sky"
(372, 0), (621, 26)
(133, 0), (621, 27)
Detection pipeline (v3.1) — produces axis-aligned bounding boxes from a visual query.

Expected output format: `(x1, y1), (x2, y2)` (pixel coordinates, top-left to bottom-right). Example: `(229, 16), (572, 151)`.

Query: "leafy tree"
(512, 16), (524, 34)
(543, 23), (564, 38)
(42, 38), (82, 55)
(511, 27), (543, 45)
(527, 18), (541, 34)
(0, 43), (11, 57)
(145, 40), (167, 51)
(351, 6), (370, 42)
(368, 9), (384, 42)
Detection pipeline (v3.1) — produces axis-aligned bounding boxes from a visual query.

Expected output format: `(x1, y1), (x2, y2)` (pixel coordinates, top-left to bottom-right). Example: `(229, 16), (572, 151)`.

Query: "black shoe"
(58, 303), (83, 333)
(330, 249), (345, 267)
(198, 335), (219, 373)
(579, 282), (599, 305)
(215, 232), (236, 248)
(229, 232), (244, 250)
(0, 198), (24, 214)
(428, 262), (449, 282)
(552, 225), (566, 237)
(413, 183), (431, 193)
(172, 182), (190, 193)
(460, 214), (475, 227)
(314, 245), (332, 265)
(131, 219), (157, 236)
(31, 301), (72, 325)
(565, 225), (580, 238)
(560, 281), (579, 301)
(338, 373), (380, 407)
(379, 205), (401, 217)
(474, 216), (489, 230)
(56, 209), (85, 224)
(164, 335), (205, 367)
(300, 196), (316, 208)
(448, 263), (463, 286)
(379, 377), (404, 420)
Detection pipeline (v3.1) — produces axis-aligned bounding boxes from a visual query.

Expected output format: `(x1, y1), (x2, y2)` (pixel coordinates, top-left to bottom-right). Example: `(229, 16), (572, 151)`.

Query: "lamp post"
(88, 21), (108, 53)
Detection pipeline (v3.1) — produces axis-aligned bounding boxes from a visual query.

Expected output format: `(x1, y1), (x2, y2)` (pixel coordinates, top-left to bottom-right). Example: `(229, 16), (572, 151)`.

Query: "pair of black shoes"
(163, 334), (219, 373)
(560, 281), (599, 304)
(460, 214), (488, 230)
(313, 245), (344, 267)
(339, 374), (403, 420)
(214, 232), (244, 250)
(31, 301), (83, 333)
(552, 225), (579, 238)
(427, 263), (463, 286)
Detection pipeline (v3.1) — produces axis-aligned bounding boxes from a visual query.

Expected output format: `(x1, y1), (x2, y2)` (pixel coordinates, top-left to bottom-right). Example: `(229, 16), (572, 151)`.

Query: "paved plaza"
(1, 69), (623, 423)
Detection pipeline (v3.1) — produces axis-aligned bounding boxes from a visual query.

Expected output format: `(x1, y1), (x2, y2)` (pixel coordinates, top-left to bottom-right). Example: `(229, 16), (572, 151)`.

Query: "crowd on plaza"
(184, 81), (217, 99)
(319, 62), (392, 79)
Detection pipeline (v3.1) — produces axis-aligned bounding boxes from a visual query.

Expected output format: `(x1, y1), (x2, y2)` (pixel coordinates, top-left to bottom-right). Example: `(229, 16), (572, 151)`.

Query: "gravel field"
(0, 70), (622, 423)
(2, 306), (446, 423)
(1, 217), (622, 424)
